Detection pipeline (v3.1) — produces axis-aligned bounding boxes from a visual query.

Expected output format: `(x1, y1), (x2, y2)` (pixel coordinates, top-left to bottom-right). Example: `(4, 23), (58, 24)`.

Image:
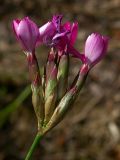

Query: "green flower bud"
(31, 85), (44, 129)
(44, 71), (88, 133)
(57, 54), (69, 101)
(44, 65), (57, 123)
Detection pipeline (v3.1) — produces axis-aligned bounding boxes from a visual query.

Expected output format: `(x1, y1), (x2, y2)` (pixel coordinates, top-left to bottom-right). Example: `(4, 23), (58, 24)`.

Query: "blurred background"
(0, 0), (120, 159)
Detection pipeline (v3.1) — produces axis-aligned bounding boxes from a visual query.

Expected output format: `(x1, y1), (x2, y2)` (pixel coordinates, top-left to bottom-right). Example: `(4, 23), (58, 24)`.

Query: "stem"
(0, 86), (31, 127)
(25, 133), (43, 160)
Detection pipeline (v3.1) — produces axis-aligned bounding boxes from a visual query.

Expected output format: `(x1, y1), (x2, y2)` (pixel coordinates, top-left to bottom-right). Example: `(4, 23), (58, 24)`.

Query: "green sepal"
(45, 79), (57, 100)
(57, 54), (69, 80)
(45, 88), (75, 131)
(57, 54), (69, 100)
(44, 72), (88, 132)
(31, 84), (44, 128)
(44, 91), (56, 124)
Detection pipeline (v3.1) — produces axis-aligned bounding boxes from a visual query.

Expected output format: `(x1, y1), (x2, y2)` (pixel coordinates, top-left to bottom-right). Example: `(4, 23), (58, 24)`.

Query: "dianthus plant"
(12, 15), (109, 160)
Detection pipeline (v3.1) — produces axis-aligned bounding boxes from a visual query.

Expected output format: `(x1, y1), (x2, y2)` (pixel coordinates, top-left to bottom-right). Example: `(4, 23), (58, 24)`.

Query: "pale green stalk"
(25, 133), (43, 160)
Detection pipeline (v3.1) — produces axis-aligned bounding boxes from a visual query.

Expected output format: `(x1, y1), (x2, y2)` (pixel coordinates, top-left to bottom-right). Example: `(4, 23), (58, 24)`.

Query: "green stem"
(25, 133), (43, 160)
(0, 86), (31, 127)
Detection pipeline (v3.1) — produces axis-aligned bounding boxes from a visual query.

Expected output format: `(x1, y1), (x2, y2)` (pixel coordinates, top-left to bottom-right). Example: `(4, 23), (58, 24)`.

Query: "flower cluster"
(12, 16), (109, 134)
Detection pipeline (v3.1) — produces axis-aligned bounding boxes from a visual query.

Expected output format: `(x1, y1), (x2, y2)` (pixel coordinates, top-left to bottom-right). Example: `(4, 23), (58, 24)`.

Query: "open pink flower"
(63, 21), (78, 46)
(12, 17), (39, 53)
(51, 16), (78, 50)
(38, 15), (62, 47)
(84, 33), (109, 67)
(39, 21), (56, 45)
(50, 15), (84, 61)
(38, 15), (79, 50)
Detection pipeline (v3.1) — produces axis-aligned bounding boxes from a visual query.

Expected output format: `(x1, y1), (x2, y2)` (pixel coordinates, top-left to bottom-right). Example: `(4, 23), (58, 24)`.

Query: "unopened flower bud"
(44, 69), (88, 132)
(27, 53), (41, 86)
(44, 88), (75, 132)
(84, 33), (109, 67)
(12, 17), (39, 53)
(45, 65), (57, 123)
(31, 85), (44, 129)
(46, 48), (56, 84)
(57, 54), (69, 100)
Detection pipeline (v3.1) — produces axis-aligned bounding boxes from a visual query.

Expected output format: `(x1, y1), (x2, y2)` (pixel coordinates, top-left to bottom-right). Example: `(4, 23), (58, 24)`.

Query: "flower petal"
(12, 17), (39, 52)
(52, 15), (63, 32)
(39, 21), (56, 45)
(69, 22), (78, 45)
(84, 33), (109, 66)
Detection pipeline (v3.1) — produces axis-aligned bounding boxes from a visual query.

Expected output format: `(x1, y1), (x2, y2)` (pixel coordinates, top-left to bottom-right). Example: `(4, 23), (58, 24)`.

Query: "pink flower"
(52, 15), (63, 32)
(39, 21), (56, 45)
(37, 15), (84, 61)
(12, 17), (39, 53)
(52, 17), (78, 50)
(38, 15), (79, 51)
(84, 33), (109, 67)
(51, 16), (85, 62)
(63, 22), (78, 46)
(52, 31), (70, 51)
(38, 15), (62, 47)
